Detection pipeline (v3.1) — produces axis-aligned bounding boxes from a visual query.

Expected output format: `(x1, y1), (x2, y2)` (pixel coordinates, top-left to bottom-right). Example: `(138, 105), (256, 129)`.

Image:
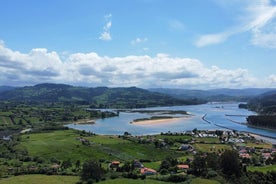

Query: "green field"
(248, 164), (276, 173)
(245, 142), (272, 149)
(18, 130), (182, 163)
(0, 175), (79, 184)
(193, 143), (231, 153)
(19, 130), (114, 162)
(190, 178), (221, 184)
(0, 175), (222, 184)
(99, 178), (169, 184)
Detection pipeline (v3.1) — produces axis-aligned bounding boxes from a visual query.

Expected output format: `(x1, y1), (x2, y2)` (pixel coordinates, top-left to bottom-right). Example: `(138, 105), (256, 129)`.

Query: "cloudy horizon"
(1, 0), (276, 89)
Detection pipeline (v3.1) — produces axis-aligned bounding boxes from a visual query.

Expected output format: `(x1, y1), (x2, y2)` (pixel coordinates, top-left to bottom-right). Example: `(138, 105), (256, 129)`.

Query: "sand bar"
(74, 119), (95, 125)
(131, 116), (190, 125)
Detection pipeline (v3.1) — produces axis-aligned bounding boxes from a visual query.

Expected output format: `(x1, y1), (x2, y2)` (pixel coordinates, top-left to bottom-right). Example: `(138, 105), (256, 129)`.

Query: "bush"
(160, 168), (169, 175)
(167, 174), (187, 182)
(207, 170), (218, 178)
(81, 160), (105, 182)
(110, 173), (119, 179)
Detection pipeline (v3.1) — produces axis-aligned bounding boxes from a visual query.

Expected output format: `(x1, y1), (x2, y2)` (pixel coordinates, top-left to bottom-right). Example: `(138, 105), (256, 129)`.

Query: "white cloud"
(0, 42), (274, 88)
(267, 74), (276, 85)
(99, 14), (112, 41)
(131, 37), (148, 45)
(169, 19), (185, 31)
(195, 0), (276, 48)
(194, 32), (230, 47)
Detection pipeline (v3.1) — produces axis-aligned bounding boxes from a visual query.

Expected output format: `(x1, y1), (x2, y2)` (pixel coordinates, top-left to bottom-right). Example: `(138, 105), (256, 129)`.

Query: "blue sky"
(1, 0), (276, 88)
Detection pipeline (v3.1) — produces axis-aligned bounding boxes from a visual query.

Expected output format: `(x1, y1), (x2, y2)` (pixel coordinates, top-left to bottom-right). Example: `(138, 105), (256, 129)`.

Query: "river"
(66, 102), (276, 139)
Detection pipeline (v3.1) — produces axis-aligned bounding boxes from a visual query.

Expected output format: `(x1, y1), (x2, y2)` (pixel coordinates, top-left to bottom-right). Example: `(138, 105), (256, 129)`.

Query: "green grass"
(98, 178), (169, 184)
(195, 137), (220, 143)
(19, 130), (115, 162)
(190, 178), (221, 184)
(0, 116), (12, 125)
(154, 134), (192, 141)
(87, 135), (129, 144)
(193, 143), (231, 153)
(143, 161), (161, 170)
(248, 164), (276, 173)
(245, 142), (272, 149)
(0, 175), (79, 184)
(18, 130), (181, 163)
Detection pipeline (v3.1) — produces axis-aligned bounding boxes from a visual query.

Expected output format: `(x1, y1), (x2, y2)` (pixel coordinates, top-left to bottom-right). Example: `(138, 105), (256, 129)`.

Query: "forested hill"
(246, 91), (276, 130)
(149, 88), (274, 102)
(247, 90), (276, 114)
(0, 83), (202, 108)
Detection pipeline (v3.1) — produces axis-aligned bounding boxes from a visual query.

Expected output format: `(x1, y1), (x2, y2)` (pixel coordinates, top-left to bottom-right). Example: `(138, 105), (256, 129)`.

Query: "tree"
(159, 160), (170, 171)
(75, 160), (81, 169)
(61, 159), (72, 170)
(220, 150), (241, 178)
(206, 152), (219, 170)
(192, 153), (207, 176)
(81, 160), (104, 182)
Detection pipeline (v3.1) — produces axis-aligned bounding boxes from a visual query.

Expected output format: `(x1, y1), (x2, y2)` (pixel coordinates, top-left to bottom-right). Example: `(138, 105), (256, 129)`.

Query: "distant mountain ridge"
(0, 86), (15, 93)
(0, 83), (201, 108)
(148, 88), (275, 101)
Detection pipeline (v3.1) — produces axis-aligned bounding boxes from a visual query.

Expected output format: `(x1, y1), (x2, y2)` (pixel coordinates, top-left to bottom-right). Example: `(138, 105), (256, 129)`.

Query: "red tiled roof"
(177, 164), (189, 169)
(140, 167), (157, 174)
(239, 153), (250, 158)
(111, 161), (120, 165)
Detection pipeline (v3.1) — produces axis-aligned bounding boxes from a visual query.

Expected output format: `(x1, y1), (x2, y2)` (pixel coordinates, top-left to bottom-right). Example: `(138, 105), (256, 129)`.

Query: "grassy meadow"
(248, 164), (276, 173)
(0, 175), (79, 184)
(18, 130), (183, 163)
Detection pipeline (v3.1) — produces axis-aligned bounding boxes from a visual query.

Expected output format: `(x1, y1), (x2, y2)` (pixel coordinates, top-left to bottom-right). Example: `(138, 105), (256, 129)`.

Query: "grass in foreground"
(19, 130), (114, 162)
(247, 164), (276, 173)
(18, 130), (181, 162)
(190, 178), (221, 184)
(98, 178), (169, 184)
(0, 175), (79, 184)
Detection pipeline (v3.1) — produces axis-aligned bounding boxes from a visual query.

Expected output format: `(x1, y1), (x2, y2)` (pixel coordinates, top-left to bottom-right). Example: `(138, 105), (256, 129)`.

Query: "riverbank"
(249, 133), (276, 144)
(202, 114), (276, 143)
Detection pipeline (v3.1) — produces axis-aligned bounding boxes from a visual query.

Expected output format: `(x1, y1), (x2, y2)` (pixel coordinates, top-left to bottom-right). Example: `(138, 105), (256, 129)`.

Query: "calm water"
(67, 102), (276, 139)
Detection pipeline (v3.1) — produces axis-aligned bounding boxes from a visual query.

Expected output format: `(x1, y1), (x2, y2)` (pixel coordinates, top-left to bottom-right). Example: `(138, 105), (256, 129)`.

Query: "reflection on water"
(66, 102), (276, 139)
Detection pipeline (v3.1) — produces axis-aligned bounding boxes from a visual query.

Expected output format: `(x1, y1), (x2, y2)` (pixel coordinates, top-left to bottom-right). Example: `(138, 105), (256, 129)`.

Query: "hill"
(247, 90), (276, 114)
(0, 83), (199, 108)
(0, 86), (15, 93)
(245, 90), (276, 130)
(149, 88), (274, 102)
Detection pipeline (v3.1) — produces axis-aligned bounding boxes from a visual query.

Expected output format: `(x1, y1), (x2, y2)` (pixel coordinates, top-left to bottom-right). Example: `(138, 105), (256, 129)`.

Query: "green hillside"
(0, 83), (199, 108)
(245, 91), (276, 130)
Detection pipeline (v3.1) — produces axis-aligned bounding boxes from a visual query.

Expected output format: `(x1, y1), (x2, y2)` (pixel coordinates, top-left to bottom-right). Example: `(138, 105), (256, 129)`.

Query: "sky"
(1, 0), (276, 89)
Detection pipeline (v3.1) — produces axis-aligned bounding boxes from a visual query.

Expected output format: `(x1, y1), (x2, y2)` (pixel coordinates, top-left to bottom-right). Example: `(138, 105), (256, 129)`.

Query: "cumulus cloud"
(99, 14), (112, 41)
(0, 41), (274, 88)
(195, 0), (276, 48)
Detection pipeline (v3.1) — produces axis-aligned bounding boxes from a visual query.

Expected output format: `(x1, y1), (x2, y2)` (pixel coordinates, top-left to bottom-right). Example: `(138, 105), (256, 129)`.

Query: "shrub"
(167, 174), (187, 182)
(207, 170), (218, 178)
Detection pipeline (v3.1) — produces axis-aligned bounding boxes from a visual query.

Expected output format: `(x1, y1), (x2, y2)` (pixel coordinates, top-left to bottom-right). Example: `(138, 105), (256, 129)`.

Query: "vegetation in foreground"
(0, 175), (79, 184)
(0, 128), (275, 184)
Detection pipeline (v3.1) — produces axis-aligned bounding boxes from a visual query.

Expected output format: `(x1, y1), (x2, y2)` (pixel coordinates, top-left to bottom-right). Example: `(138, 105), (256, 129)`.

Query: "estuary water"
(67, 102), (276, 139)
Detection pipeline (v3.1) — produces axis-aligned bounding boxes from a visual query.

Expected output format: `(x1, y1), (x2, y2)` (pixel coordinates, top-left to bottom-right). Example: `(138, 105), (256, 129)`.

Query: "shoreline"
(249, 133), (276, 144)
(202, 114), (276, 142)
